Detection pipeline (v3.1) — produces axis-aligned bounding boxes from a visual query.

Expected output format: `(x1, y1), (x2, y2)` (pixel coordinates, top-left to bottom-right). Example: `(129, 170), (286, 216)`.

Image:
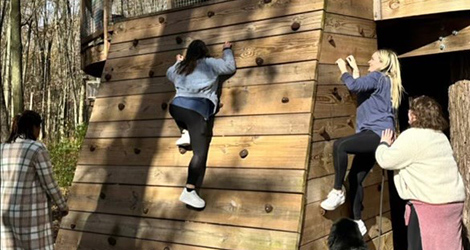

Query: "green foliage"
(48, 124), (87, 188)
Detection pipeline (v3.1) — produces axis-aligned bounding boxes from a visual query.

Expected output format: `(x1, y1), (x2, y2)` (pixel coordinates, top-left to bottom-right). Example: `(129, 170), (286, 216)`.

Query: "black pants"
(169, 104), (214, 187)
(333, 130), (380, 219)
(407, 203), (423, 250)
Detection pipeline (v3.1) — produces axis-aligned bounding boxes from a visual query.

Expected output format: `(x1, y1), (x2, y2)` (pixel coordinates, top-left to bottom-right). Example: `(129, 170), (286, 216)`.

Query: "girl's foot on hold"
(179, 188), (205, 208)
(176, 129), (190, 146)
(354, 219), (367, 236)
(320, 189), (345, 211)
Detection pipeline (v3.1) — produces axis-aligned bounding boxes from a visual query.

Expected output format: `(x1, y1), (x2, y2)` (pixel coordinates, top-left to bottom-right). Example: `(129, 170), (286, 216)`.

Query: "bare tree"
(9, 0), (24, 115)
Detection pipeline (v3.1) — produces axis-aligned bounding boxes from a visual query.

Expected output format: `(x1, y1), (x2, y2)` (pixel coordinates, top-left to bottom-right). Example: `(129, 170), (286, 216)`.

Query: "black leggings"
(407, 202), (423, 250)
(333, 130), (380, 219)
(169, 104), (214, 187)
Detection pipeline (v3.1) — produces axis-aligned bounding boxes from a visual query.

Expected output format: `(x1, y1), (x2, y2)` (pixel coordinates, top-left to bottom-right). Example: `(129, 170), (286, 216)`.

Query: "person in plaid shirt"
(1, 110), (69, 250)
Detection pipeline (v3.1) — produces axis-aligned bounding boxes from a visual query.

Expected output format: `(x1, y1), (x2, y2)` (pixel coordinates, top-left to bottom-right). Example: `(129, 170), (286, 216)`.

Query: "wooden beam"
(60, 211), (299, 250)
(379, 0), (470, 20)
(73, 165), (305, 193)
(78, 135), (310, 169)
(324, 13), (376, 38)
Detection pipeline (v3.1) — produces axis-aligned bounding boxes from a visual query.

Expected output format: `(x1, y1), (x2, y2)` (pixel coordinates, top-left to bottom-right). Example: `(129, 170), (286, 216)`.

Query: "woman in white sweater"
(376, 96), (465, 250)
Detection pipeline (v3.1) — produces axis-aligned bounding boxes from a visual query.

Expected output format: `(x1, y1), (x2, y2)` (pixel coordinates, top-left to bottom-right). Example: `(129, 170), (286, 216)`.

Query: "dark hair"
(7, 110), (42, 143)
(409, 95), (448, 131)
(177, 40), (210, 76)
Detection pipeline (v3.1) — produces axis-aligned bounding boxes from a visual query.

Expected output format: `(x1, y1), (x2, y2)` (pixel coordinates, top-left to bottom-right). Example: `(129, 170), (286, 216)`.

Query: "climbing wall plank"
(60, 211), (299, 250)
(312, 85), (356, 119)
(97, 61), (317, 97)
(325, 0), (374, 20)
(324, 13), (376, 38)
(78, 135), (309, 169)
(108, 11), (323, 58)
(67, 184), (302, 231)
(73, 166), (305, 193)
(317, 64), (369, 85)
(309, 140), (354, 179)
(90, 81), (314, 122)
(379, 0), (470, 20)
(312, 116), (356, 142)
(111, 0), (325, 43)
(319, 32), (377, 65)
(103, 31), (320, 82)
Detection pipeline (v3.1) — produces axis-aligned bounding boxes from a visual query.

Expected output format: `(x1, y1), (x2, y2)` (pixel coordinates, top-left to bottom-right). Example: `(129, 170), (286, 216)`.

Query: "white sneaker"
(179, 188), (205, 208)
(320, 189), (345, 211)
(176, 129), (190, 146)
(354, 219), (367, 236)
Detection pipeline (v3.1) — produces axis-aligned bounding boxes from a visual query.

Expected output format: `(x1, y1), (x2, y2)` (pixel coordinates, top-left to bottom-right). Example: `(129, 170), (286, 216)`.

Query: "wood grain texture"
(103, 31), (320, 82)
(325, 0), (374, 20)
(317, 64), (369, 85)
(111, 0), (325, 43)
(313, 85), (356, 119)
(78, 135), (309, 169)
(97, 61), (318, 97)
(312, 116), (356, 142)
(319, 32), (377, 65)
(380, 0), (470, 20)
(90, 81), (314, 122)
(309, 140), (354, 179)
(73, 165), (305, 193)
(60, 211), (299, 250)
(108, 11), (323, 58)
(324, 13), (376, 38)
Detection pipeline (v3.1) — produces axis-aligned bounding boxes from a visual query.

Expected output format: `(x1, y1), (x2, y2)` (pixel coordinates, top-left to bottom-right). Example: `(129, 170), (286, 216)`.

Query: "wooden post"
(449, 80), (470, 237)
(103, 0), (109, 55)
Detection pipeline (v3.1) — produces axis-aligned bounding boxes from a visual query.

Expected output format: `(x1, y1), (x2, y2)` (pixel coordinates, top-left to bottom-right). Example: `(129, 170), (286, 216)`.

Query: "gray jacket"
(166, 49), (236, 112)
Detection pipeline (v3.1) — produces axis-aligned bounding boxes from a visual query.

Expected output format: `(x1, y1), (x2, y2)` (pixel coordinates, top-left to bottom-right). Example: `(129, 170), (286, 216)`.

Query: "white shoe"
(176, 129), (190, 146)
(179, 188), (205, 208)
(354, 219), (367, 236)
(320, 189), (345, 211)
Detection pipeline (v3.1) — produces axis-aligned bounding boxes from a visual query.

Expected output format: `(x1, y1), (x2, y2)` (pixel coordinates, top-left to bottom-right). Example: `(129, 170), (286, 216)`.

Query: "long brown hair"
(7, 110), (42, 143)
(409, 96), (448, 131)
(177, 40), (210, 76)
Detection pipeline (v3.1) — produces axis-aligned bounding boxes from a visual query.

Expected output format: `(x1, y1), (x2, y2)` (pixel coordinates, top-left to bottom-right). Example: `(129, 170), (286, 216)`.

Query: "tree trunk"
(449, 80), (470, 242)
(0, 78), (9, 142)
(9, 0), (24, 115)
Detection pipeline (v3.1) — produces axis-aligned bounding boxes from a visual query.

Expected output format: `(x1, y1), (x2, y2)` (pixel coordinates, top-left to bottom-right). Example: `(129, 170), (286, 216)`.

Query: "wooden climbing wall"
(56, 0), (392, 249)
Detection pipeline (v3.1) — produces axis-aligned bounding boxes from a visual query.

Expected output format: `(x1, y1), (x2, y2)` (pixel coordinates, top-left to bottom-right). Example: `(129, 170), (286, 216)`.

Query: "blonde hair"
(375, 49), (403, 109)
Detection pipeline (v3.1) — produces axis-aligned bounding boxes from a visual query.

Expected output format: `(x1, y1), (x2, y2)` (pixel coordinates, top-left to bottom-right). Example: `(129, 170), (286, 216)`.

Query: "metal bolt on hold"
(255, 57), (264, 66)
(118, 103), (125, 111)
(159, 17), (165, 24)
(108, 237), (117, 246)
(440, 44), (446, 50)
(265, 204), (273, 213)
(134, 148), (141, 155)
(291, 22), (301, 31)
(439, 36), (444, 41)
(452, 30), (459, 36)
(132, 39), (139, 47)
(207, 11), (215, 18)
(239, 149), (249, 159)
(282, 97), (289, 103)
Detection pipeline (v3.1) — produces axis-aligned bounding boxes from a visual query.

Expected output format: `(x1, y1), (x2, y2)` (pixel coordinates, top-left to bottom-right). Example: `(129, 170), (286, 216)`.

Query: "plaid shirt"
(1, 138), (68, 250)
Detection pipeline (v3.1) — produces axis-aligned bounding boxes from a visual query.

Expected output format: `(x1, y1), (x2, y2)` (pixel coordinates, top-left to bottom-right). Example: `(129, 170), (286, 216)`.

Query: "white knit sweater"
(375, 128), (465, 204)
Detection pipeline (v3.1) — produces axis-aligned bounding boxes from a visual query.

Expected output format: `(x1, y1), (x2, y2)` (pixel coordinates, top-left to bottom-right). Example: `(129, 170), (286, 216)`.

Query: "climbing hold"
(132, 39), (139, 47)
(318, 126), (331, 141)
(100, 192), (106, 199)
(179, 147), (187, 154)
(143, 208), (149, 214)
(134, 148), (141, 155)
(255, 57), (264, 66)
(346, 118), (354, 128)
(70, 224), (76, 229)
(207, 11), (215, 18)
(265, 204), (273, 213)
(159, 17), (165, 24)
(161, 102), (168, 110)
(291, 22), (301, 31)
(118, 103), (125, 111)
(282, 97), (289, 103)
(219, 103), (224, 108)
(440, 44), (446, 50)
(175, 36), (183, 44)
(239, 149), (249, 159)
(359, 27), (365, 37)
(148, 70), (155, 77)
(108, 237), (117, 246)
(452, 30), (459, 36)
(332, 87), (342, 101)
(105, 73), (112, 82)
(264, 0), (272, 3)
(328, 35), (336, 47)
(89, 145), (96, 152)
(164, 247), (171, 250)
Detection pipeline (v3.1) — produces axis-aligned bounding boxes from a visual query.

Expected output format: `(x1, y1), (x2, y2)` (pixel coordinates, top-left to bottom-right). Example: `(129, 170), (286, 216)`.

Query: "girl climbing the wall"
(166, 40), (236, 209)
(320, 50), (403, 236)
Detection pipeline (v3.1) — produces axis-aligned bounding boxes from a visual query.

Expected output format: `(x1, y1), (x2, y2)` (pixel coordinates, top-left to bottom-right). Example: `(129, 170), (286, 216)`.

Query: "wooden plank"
(90, 81), (314, 122)
(78, 135), (309, 169)
(312, 116), (355, 142)
(380, 0), (470, 20)
(399, 25), (470, 58)
(111, 0), (325, 43)
(313, 85), (356, 119)
(103, 31), (320, 82)
(306, 166), (386, 204)
(367, 231), (394, 250)
(97, 61), (318, 97)
(56, 230), (212, 250)
(67, 184), (302, 232)
(60, 211), (299, 250)
(324, 13), (376, 38)
(319, 32), (377, 65)
(325, 0), (374, 20)
(300, 182), (390, 245)
(73, 165), (305, 193)
(86, 114), (311, 138)
(108, 11), (324, 58)
(309, 140), (354, 179)
(299, 212), (392, 249)
(317, 64), (369, 85)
